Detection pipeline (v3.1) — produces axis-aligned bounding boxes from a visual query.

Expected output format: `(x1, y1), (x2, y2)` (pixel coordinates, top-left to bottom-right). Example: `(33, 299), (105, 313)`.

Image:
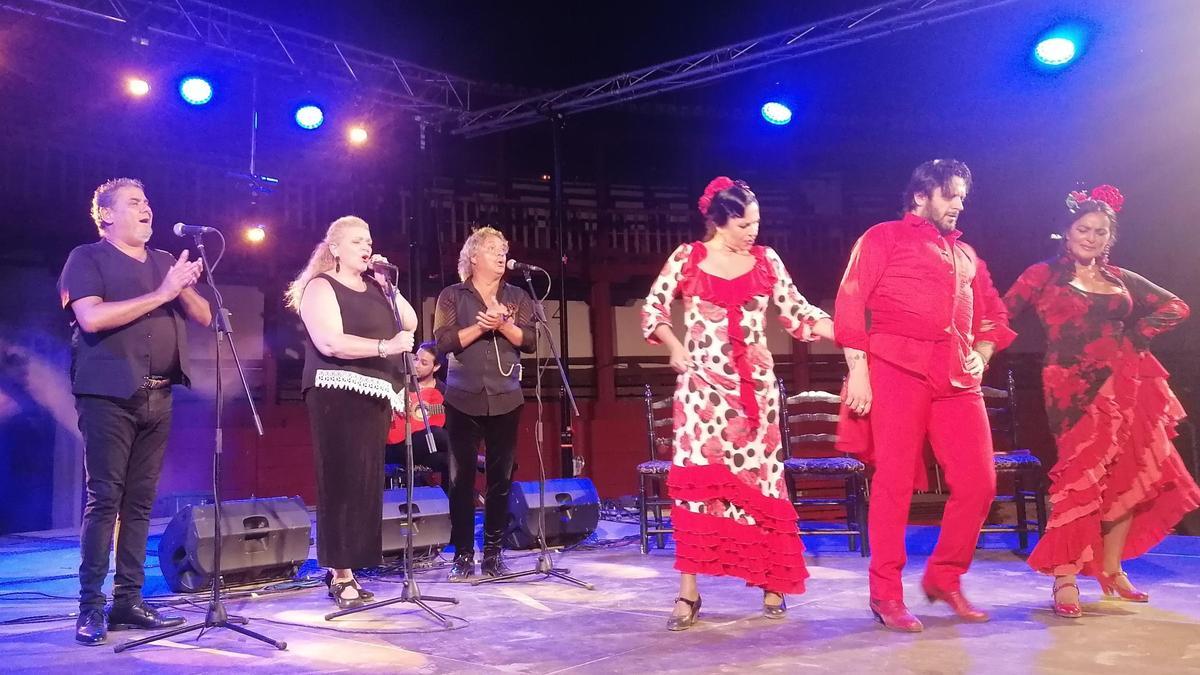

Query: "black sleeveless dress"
(303, 272), (400, 569)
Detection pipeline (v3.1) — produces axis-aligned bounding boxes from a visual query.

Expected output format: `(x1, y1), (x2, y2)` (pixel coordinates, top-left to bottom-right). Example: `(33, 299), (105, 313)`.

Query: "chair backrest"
(778, 379), (843, 458)
(981, 368), (1019, 453)
(643, 384), (674, 461)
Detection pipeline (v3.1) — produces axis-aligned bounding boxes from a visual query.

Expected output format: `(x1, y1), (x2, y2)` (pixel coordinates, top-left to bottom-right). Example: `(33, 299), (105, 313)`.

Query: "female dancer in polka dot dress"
(642, 177), (834, 630)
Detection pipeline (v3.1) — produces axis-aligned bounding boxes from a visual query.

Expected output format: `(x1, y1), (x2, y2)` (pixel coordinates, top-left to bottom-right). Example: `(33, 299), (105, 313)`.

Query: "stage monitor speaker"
(504, 478), (599, 550)
(158, 496), (311, 593)
(381, 487), (452, 558)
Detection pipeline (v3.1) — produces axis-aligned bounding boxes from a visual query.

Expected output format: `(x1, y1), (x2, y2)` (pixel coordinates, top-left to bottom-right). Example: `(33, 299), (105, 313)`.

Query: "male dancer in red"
(835, 159), (1015, 632)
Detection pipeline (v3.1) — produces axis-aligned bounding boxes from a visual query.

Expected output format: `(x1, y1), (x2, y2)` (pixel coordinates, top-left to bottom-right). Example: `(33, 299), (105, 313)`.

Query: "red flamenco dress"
(641, 242), (829, 593)
(1004, 257), (1200, 576)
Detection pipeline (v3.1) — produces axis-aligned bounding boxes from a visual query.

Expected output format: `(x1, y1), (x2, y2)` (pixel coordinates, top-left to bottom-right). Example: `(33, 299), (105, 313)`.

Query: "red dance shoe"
(869, 598), (924, 633)
(922, 583), (990, 623)
(1051, 582), (1083, 618)
(1098, 571), (1150, 603)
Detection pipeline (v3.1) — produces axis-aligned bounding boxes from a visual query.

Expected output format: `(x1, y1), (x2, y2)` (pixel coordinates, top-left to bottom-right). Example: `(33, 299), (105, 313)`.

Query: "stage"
(1, 517), (1198, 674)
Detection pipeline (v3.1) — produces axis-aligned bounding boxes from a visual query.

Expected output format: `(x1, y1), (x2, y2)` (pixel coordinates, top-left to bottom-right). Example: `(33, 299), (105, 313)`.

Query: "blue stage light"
(760, 101), (793, 125)
(295, 105), (325, 130)
(178, 77), (213, 106)
(1035, 37), (1077, 66)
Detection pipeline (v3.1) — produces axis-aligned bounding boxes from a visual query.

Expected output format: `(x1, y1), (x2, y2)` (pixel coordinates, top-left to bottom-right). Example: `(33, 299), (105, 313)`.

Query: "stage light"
(179, 76), (213, 105)
(1035, 37), (1077, 66)
(244, 225), (266, 244)
(760, 101), (793, 126)
(126, 77), (151, 97)
(295, 105), (325, 130)
(348, 125), (368, 145)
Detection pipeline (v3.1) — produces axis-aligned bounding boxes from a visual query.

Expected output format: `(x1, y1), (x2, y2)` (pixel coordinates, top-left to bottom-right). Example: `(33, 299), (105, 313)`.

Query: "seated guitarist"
(385, 341), (450, 491)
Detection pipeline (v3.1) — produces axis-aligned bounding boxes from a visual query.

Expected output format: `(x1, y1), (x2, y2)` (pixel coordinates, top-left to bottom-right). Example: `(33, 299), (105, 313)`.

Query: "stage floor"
(1, 518), (1198, 674)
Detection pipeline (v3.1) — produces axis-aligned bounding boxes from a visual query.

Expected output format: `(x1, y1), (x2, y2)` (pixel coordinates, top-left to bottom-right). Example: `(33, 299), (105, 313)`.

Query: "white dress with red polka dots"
(641, 242), (828, 593)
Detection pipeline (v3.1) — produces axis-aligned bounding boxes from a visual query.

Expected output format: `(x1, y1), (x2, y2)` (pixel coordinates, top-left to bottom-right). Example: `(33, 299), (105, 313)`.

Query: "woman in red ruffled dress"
(1003, 185), (1200, 618)
(641, 177), (834, 630)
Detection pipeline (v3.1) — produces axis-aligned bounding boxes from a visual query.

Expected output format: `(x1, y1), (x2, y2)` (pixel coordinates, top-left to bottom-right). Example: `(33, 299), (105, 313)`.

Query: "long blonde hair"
(457, 226), (508, 282)
(285, 216), (370, 312)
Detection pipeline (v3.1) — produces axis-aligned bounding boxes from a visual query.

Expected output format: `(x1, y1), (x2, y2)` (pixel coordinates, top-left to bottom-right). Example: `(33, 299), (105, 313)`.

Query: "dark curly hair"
(901, 159), (972, 213)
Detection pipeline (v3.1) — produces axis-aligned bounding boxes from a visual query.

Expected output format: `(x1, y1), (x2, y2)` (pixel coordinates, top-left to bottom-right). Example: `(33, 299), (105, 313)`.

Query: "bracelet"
(377, 339), (387, 358)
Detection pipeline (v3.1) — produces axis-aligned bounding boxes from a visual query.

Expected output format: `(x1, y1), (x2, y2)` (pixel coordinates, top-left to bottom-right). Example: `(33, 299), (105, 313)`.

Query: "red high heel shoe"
(1098, 571), (1150, 603)
(1051, 582), (1082, 618)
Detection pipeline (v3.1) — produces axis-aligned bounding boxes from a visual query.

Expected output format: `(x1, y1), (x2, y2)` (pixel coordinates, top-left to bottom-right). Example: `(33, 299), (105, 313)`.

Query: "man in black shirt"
(58, 178), (212, 646)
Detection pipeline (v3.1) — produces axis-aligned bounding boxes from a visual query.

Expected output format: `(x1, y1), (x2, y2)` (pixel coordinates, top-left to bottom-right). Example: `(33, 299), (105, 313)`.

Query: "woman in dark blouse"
(1003, 186), (1200, 618)
(433, 227), (537, 582)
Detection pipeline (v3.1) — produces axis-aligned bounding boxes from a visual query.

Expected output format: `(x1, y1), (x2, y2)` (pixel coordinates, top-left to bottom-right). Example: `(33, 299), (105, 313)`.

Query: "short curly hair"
(456, 227), (508, 282)
(91, 177), (145, 236)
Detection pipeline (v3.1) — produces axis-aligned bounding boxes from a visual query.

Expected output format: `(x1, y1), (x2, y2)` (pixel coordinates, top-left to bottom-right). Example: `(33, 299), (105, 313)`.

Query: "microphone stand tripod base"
(471, 544), (595, 591)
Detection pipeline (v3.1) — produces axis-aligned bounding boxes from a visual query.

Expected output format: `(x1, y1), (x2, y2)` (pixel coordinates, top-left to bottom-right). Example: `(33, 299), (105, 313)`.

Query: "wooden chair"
(780, 380), (869, 556)
(979, 369), (1048, 550)
(637, 384), (675, 553)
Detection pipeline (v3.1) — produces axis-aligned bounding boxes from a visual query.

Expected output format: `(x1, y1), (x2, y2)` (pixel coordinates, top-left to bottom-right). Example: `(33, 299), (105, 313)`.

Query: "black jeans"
(75, 389), (173, 610)
(385, 425), (451, 491)
(445, 403), (521, 554)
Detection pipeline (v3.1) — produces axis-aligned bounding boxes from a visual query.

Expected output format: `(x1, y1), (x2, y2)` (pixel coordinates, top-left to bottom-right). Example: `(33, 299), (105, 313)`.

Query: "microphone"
(369, 258), (399, 272)
(173, 222), (217, 237)
(506, 259), (544, 273)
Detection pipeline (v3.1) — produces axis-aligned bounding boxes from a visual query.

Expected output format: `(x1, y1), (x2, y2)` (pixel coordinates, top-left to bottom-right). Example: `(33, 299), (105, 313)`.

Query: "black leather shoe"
(75, 608), (107, 646)
(448, 552), (475, 582)
(108, 602), (186, 631)
(323, 570), (374, 601)
(329, 581), (365, 610)
(481, 546), (511, 577)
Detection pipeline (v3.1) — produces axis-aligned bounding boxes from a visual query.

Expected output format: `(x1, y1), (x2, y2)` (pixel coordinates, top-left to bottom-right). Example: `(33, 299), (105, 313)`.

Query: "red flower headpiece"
(1066, 184), (1125, 214)
(697, 176), (736, 216)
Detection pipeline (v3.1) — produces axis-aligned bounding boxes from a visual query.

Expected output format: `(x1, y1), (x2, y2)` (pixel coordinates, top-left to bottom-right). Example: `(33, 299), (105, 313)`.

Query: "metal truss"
(451, 0), (1024, 137)
(0, 0), (492, 115)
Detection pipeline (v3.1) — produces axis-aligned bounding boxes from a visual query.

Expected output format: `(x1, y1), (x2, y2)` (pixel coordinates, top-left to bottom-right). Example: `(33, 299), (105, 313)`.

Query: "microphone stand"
(473, 267), (592, 590)
(117, 232), (284, 652)
(325, 266), (458, 626)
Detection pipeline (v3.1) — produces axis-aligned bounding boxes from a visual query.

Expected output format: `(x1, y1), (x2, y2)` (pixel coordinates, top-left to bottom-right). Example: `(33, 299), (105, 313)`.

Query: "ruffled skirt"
(1027, 353), (1200, 576)
(669, 463), (808, 594)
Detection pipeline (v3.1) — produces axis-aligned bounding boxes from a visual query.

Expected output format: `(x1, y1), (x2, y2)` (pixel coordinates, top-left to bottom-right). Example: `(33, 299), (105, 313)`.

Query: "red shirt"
(835, 213), (1015, 387)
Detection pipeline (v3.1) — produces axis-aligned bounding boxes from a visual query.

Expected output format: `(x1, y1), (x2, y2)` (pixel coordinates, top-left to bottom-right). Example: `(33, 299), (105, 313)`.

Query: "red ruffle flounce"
(1027, 351), (1200, 576)
(668, 463), (808, 594)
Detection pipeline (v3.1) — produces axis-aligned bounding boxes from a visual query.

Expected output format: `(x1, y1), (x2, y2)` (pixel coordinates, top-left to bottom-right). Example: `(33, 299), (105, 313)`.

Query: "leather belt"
(142, 376), (172, 390)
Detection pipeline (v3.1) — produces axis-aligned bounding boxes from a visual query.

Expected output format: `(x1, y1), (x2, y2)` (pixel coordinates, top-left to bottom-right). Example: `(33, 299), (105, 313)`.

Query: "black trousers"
(445, 403), (521, 554)
(306, 387), (389, 570)
(76, 389), (173, 611)
(385, 425), (451, 490)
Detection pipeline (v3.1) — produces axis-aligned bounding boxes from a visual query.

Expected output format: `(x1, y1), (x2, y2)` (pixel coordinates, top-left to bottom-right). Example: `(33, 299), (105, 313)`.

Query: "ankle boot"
(481, 545), (512, 577)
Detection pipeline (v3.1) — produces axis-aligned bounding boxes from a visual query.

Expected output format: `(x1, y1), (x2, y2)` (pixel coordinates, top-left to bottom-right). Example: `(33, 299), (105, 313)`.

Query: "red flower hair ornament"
(1066, 184), (1125, 214)
(697, 176), (736, 216)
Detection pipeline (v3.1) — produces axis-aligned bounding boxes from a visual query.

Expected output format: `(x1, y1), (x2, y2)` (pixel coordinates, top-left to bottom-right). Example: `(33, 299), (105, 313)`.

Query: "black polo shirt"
(58, 239), (193, 398)
(432, 280), (536, 416)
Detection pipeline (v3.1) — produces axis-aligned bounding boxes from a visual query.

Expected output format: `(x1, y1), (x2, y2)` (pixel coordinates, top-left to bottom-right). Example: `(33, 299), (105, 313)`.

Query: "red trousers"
(867, 349), (996, 601)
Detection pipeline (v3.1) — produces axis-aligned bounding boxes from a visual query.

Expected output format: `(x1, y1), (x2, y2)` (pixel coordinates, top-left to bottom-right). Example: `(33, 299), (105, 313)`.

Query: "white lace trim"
(313, 369), (403, 410)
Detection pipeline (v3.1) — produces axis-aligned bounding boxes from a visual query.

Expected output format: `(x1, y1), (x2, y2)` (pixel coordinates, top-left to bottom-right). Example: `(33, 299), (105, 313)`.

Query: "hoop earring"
(334, 255), (341, 273)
